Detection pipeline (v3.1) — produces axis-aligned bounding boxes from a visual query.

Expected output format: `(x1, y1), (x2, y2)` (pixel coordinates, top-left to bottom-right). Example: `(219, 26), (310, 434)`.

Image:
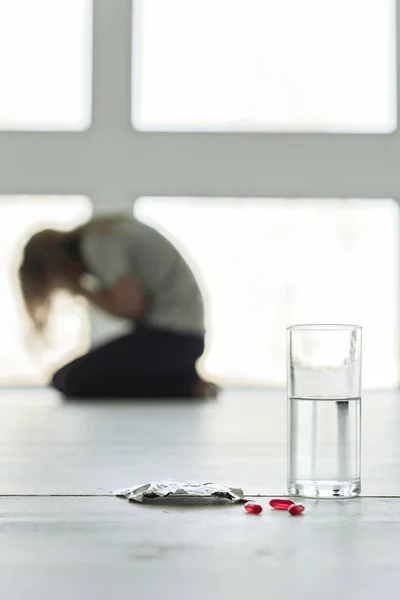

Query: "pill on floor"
(288, 504), (305, 516)
(269, 499), (295, 510)
(244, 502), (263, 515)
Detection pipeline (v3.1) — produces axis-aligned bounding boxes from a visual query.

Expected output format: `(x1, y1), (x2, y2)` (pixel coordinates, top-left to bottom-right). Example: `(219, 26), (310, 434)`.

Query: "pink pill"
(244, 502), (263, 515)
(269, 499), (295, 510)
(288, 504), (305, 516)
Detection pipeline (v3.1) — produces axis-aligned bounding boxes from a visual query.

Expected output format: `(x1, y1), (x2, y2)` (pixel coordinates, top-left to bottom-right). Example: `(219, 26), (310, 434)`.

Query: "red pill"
(288, 504), (305, 516)
(244, 502), (263, 515)
(269, 499), (295, 511)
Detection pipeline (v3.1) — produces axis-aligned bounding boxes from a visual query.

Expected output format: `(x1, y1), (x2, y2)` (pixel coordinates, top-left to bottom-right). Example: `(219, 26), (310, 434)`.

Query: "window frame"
(0, 0), (398, 387)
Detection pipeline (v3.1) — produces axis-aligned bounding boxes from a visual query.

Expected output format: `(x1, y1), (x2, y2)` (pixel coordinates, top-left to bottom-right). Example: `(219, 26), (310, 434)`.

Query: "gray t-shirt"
(80, 218), (205, 335)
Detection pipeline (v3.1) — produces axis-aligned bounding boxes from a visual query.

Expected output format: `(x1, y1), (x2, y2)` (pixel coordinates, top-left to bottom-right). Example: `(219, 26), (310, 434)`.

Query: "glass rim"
(287, 324), (362, 331)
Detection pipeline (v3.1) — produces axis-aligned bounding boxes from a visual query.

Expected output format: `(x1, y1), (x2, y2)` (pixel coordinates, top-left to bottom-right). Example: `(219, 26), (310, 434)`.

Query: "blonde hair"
(19, 214), (129, 336)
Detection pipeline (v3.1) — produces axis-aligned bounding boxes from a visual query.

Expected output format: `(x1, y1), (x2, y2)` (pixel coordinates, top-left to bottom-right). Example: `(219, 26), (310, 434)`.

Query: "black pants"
(51, 325), (205, 399)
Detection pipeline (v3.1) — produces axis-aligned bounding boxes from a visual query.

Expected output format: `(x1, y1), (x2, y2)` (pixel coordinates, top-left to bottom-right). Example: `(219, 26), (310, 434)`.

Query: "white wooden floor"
(1, 388), (400, 599)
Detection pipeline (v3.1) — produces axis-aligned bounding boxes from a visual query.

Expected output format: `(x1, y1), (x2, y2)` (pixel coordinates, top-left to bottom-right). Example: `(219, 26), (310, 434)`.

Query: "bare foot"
(193, 378), (220, 398)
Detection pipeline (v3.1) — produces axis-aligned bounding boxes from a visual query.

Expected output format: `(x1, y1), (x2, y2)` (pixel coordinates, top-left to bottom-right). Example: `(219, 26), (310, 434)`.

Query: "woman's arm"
(78, 274), (147, 319)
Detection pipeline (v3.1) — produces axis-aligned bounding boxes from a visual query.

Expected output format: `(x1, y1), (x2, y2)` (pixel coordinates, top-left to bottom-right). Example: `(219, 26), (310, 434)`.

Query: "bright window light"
(133, 0), (396, 132)
(0, 0), (92, 130)
(135, 197), (400, 389)
(0, 196), (92, 385)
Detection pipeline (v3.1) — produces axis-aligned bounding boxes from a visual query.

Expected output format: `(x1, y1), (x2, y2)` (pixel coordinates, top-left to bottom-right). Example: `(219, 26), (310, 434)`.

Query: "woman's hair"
(18, 229), (64, 337)
(18, 213), (128, 337)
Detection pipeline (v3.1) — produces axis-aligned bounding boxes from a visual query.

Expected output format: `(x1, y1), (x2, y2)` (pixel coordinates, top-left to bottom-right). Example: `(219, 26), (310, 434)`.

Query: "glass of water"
(287, 324), (362, 498)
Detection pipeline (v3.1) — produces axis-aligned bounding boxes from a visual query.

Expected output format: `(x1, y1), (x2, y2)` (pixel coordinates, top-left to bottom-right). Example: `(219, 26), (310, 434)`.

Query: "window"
(0, 2), (397, 391)
(133, 0), (396, 132)
(0, 196), (92, 385)
(135, 197), (400, 389)
(0, 0), (92, 130)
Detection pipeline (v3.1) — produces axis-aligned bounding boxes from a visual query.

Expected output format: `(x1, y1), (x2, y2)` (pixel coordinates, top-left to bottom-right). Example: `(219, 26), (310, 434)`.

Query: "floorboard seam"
(0, 494), (399, 499)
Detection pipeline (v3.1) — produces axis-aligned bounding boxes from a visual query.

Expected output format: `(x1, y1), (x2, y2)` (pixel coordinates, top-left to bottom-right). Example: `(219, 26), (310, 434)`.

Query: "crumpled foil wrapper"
(113, 478), (246, 505)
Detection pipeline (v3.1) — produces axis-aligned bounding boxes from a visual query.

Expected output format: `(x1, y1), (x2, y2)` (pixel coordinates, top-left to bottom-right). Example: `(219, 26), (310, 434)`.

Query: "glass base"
(288, 479), (361, 499)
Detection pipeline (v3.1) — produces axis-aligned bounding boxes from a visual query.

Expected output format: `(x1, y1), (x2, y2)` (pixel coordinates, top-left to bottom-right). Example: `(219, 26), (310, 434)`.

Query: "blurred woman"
(18, 214), (216, 399)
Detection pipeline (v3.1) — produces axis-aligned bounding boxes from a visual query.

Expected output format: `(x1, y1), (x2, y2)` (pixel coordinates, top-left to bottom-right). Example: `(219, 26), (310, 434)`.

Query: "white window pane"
(0, 0), (92, 130)
(0, 196), (92, 385)
(135, 198), (400, 389)
(133, 0), (396, 132)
